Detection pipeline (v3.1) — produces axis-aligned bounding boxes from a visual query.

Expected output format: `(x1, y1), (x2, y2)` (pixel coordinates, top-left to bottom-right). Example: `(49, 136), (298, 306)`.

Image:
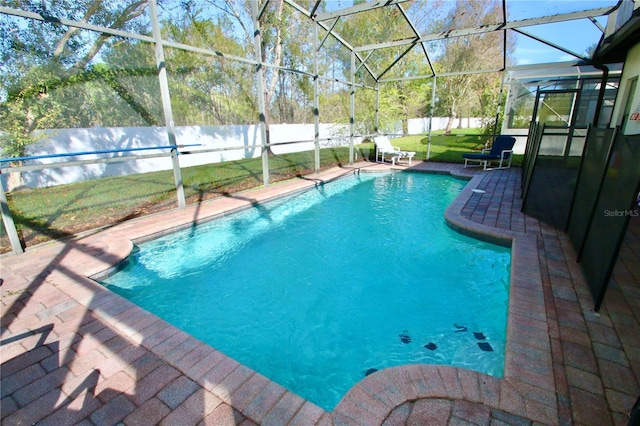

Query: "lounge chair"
(375, 135), (416, 166)
(463, 136), (516, 170)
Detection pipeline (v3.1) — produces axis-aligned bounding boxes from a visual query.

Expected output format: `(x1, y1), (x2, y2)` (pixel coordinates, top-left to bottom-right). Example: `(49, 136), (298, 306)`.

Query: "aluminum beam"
(1, 153), (173, 174)
(354, 7), (614, 52)
(0, 175), (23, 254)
(285, 0), (377, 81)
(149, 0), (185, 208)
(377, 43), (417, 81)
(375, 84), (380, 134)
(317, 18), (340, 51)
(513, 28), (589, 61)
(350, 51), (356, 165)
(379, 68), (503, 83)
(252, 1), (270, 187)
(397, 3), (435, 76)
(427, 77), (436, 161)
(589, 16), (606, 33)
(314, 0), (410, 22)
(313, 21), (321, 173)
(1, 5), (264, 69)
(257, 0), (271, 21)
(0, 6), (154, 43)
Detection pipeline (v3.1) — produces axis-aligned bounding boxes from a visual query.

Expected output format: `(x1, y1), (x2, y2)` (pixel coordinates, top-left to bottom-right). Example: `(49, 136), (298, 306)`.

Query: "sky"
(322, 0), (622, 68)
(504, 0), (620, 65)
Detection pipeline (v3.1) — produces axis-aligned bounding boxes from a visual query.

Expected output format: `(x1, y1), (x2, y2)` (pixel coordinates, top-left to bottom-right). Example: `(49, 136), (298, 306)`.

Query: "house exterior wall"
(611, 42), (640, 135)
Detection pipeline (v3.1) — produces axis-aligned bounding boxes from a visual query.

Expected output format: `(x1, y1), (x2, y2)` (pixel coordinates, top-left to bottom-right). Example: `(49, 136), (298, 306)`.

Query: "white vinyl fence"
(3, 117), (481, 189)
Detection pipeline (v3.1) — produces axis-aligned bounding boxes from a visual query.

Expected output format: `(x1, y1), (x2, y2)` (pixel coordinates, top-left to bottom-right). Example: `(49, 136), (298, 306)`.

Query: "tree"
(201, 0), (302, 152)
(153, 16), (255, 125)
(271, 13), (314, 125)
(0, 0), (149, 189)
(316, 2), (430, 134)
(431, 0), (508, 134)
(377, 50), (431, 135)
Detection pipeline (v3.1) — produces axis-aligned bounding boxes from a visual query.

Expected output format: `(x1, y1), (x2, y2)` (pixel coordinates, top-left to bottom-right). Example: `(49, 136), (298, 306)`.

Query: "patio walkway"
(1, 161), (638, 425)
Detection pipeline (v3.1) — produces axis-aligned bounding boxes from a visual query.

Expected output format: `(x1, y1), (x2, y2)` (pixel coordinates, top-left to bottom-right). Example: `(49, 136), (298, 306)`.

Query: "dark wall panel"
(522, 127), (584, 230)
(579, 133), (640, 310)
(568, 127), (617, 256)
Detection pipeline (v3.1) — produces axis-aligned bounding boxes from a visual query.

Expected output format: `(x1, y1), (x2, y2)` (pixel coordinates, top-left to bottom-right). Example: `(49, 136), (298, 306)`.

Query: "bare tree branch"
(66, 0), (148, 76)
(52, 0), (102, 59)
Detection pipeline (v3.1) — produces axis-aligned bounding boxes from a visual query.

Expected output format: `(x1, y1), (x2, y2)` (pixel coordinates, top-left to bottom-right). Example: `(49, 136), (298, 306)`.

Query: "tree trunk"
(444, 111), (456, 135)
(260, 0), (284, 156)
(6, 162), (25, 192)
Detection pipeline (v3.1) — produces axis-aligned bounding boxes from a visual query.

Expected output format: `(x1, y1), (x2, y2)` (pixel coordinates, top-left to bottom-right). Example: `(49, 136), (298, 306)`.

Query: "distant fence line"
(1, 117), (481, 189)
(407, 117), (483, 134)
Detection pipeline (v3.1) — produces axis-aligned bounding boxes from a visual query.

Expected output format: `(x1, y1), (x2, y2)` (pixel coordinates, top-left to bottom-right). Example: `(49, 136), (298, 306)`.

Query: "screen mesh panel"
(579, 133), (640, 310)
(522, 126), (585, 230)
(568, 127), (617, 256)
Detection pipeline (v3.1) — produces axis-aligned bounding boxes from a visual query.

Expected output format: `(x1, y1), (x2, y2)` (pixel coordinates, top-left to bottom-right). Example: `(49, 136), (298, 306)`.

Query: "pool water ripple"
(101, 172), (511, 410)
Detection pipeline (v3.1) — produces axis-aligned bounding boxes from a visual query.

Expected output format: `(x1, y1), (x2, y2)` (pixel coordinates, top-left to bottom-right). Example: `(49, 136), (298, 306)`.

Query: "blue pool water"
(101, 172), (511, 410)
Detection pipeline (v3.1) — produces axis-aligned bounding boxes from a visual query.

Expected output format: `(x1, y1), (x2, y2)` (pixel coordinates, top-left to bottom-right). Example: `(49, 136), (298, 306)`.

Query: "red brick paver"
(2, 162), (639, 425)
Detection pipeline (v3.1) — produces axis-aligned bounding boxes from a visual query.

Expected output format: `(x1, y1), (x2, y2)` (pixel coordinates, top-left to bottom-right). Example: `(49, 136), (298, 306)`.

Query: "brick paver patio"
(1, 161), (638, 425)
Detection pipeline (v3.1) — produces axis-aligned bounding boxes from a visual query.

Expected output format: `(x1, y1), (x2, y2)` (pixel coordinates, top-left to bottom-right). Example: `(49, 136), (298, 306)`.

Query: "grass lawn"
(395, 129), (489, 162)
(1, 130), (522, 253)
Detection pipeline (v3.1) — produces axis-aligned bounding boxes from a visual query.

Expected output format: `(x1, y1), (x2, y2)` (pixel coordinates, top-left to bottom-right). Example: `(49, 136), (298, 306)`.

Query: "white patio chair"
(374, 135), (415, 166)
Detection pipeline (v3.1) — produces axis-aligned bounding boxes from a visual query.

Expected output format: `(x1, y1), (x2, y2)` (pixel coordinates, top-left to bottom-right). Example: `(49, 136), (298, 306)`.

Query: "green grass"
(387, 129), (523, 165)
(1, 132), (521, 252)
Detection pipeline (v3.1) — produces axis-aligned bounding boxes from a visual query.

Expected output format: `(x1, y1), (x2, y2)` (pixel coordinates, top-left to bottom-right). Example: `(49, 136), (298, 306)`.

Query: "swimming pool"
(101, 171), (511, 410)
